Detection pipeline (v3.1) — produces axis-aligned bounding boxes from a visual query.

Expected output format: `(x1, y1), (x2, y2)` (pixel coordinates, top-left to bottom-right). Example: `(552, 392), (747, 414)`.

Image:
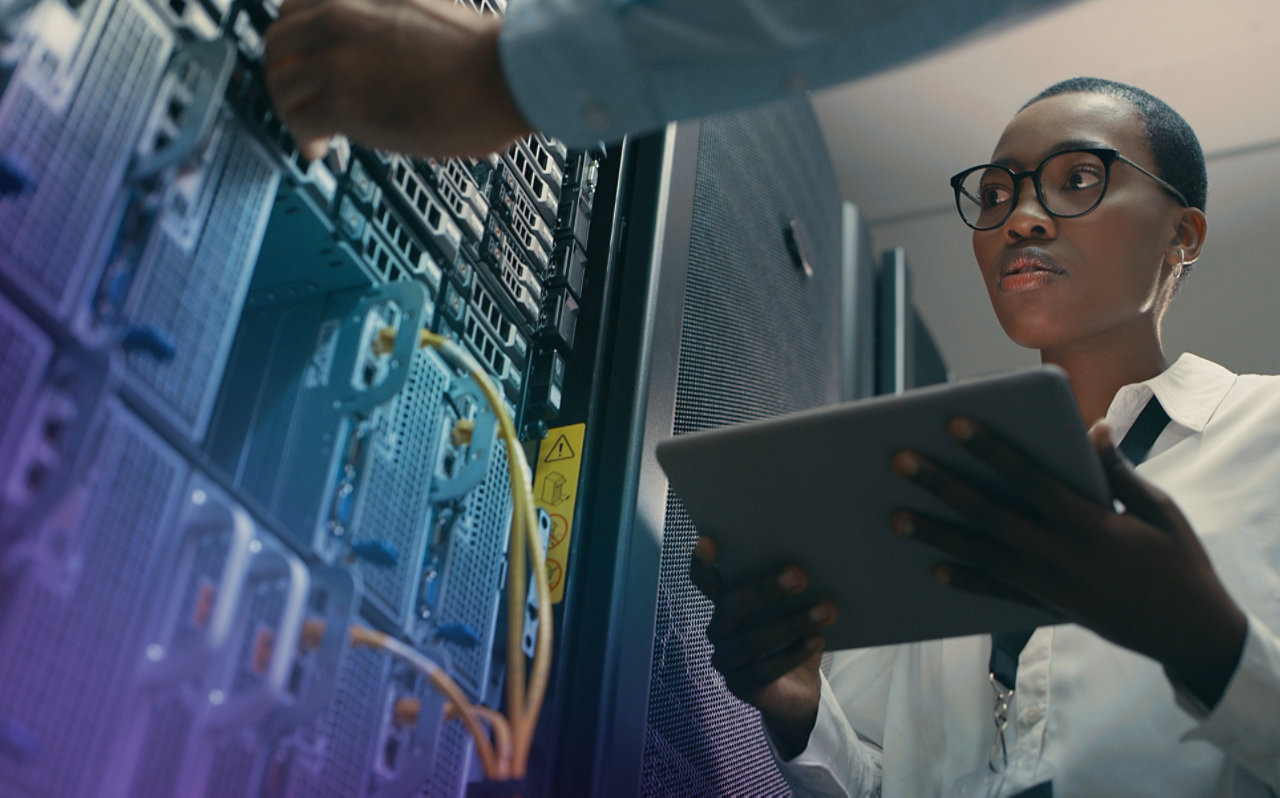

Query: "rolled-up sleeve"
(1175, 611), (1280, 790)
(764, 671), (883, 797)
(499, 0), (1071, 147)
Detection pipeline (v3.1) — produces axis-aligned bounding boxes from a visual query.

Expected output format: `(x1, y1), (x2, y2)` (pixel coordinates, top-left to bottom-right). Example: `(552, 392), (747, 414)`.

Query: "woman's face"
(972, 92), (1183, 353)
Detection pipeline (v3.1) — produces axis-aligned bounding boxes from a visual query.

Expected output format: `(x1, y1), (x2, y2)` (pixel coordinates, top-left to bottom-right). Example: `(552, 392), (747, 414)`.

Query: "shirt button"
(579, 101), (609, 132)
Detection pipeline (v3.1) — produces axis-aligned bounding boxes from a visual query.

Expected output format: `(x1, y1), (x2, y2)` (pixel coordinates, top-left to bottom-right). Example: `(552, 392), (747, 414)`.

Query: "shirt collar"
(1107, 353), (1237, 434)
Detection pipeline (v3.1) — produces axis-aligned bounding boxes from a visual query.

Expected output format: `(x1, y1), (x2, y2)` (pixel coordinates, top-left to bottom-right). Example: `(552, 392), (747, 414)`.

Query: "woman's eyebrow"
(992, 138), (1109, 169)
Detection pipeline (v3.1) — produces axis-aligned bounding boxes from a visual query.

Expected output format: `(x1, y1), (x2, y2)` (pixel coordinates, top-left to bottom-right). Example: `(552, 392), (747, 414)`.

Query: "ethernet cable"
(349, 625), (506, 777)
(371, 325), (553, 781)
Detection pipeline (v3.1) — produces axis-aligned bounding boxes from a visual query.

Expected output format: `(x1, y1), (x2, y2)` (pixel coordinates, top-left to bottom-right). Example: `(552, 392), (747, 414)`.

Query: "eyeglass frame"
(949, 147), (1190, 231)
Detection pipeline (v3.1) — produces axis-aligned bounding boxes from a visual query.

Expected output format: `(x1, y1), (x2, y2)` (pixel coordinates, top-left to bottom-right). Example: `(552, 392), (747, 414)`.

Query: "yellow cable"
(349, 625), (502, 778)
(447, 703), (513, 776)
(408, 329), (554, 779)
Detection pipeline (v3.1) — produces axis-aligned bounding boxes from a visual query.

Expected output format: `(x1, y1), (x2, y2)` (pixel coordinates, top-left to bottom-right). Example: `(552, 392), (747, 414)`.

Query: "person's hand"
(688, 537), (836, 759)
(890, 417), (1248, 708)
(263, 0), (533, 161)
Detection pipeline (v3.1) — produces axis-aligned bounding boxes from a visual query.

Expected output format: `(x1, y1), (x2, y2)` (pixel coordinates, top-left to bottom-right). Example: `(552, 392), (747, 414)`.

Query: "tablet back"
(656, 367), (1107, 650)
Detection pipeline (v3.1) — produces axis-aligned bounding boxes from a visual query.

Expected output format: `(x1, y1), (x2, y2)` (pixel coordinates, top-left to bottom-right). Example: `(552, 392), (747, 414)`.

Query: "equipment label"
(535, 423), (585, 603)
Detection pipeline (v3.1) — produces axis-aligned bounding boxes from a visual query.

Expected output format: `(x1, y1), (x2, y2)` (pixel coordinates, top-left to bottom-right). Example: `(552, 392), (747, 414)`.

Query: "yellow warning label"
(534, 423), (585, 604)
(542, 433), (576, 462)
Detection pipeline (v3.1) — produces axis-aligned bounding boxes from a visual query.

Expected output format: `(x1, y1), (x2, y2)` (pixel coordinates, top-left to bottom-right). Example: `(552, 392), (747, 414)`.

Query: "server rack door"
(549, 97), (848, 797)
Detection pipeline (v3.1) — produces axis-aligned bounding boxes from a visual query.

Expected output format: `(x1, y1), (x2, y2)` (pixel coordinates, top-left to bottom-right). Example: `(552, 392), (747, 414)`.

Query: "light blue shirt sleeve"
(498, 0), (1073, 147)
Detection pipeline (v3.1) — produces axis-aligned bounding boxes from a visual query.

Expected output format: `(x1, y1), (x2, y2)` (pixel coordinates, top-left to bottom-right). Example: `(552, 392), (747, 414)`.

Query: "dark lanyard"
(989, 394), (1171, 689)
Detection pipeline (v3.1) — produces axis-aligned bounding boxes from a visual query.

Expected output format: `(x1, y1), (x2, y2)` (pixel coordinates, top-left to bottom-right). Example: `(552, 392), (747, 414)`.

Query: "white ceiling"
(810, 0), (1280, 379)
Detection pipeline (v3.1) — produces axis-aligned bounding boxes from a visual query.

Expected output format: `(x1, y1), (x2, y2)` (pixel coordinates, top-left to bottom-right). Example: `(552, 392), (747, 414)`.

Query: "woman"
(690, 78), (1280, 796)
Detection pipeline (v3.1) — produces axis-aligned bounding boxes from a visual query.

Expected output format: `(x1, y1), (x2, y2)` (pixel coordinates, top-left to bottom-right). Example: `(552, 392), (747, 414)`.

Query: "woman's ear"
(1170, 207), (1208, 266)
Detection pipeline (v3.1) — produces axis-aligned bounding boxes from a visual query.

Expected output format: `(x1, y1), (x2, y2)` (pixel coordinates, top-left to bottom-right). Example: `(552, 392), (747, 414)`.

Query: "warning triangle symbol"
(544, 434), (575, 463)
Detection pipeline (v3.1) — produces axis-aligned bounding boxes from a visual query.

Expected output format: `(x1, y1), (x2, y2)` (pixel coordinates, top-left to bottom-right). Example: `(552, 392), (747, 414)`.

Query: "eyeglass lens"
(957, 150), (1109, 229)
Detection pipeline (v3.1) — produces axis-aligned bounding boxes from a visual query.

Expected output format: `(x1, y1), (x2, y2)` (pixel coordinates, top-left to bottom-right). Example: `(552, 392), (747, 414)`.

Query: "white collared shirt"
(774, 354), (1280, 797)
(497, 0), (1067, 147)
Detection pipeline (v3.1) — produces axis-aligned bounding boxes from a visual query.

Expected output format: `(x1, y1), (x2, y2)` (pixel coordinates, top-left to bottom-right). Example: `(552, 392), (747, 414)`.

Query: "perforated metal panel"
(0, 400), (187, 797)
(122, 120), (280, 440)
(437, 437), (511, 696)
(283, 645), (388, 798)
(424, 721), (472, 798)
(351, 346), (452, 625)
(201, 737), (260, 798)
(640, 101), (844, 796)
(126, 695), (196, 797)
(0, 293), (52, 463)
(0, 0), (171, 317)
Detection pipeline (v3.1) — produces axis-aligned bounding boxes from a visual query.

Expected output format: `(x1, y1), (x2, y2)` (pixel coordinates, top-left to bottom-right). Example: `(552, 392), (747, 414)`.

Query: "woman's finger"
(1090, 423), (1181, 527)
(688, 536), (726, 601)
(706, 564), (808, 641)
(722, 635), (823, 702)
(710, 600), (835, 675)
(890, 510), (1024, 583)
(948, 416), (1108, 525)
(891, 449), (1053, 555)
(932, 563), (1063, 617)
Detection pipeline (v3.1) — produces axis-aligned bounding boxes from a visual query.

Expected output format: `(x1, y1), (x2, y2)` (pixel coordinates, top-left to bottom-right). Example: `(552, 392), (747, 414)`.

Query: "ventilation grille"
(123, 123), (280, 440)
(352, 346), (451, 623)
(285, 645), (388, 798)
(423, 719), (471, 798)
(0, 294), (51, 456)
(0, 403), (186, 796)
(641, 100), (843, 797)
(438, 437), (511, 696)
(0, 0), (170, 316)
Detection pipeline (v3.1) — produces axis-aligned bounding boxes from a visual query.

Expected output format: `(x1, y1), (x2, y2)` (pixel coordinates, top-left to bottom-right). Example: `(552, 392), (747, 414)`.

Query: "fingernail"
(805, 635), (823, 652)
(779, 567), (804, 592)
(891, 450), (922, 477)
(950, 416), (978, 442)
(933, 565), (952, 585)
(890, 511), (915, 538)
(808, 603), (829, 623)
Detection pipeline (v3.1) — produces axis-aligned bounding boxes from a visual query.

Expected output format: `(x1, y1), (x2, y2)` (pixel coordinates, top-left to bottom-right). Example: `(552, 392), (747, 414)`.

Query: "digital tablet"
(655, 366), (1109, 650)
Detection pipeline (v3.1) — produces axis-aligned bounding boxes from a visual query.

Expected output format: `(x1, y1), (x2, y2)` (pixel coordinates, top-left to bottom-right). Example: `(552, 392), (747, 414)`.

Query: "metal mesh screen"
(123, 122), (280, 440)
(437, 436), (511, 696)
(641, 101), (843, 797)
(284, 645), (388, 798)
(0, 402), (186, 797)
(0, 0), (170, 317)
(351, 346), (451, 624)
(0, 294), (51, 458)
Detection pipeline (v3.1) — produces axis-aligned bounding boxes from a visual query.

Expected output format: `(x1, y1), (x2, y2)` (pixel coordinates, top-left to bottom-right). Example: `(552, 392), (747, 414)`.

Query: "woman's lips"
(998, 251), (1065, 292)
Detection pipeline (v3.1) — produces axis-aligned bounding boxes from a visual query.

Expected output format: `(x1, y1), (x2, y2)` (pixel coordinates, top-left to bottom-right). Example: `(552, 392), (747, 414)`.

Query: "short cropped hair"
(1022, 78), (1208, 213)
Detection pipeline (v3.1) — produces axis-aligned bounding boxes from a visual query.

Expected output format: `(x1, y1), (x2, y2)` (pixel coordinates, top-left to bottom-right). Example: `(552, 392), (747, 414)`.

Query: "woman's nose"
(1003, 176), (1057, 241)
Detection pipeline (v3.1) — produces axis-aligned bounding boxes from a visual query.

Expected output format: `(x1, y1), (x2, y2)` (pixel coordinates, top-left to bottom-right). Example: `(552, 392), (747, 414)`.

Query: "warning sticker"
(534, 423), (585, 603)
(542, 433), (576, 463)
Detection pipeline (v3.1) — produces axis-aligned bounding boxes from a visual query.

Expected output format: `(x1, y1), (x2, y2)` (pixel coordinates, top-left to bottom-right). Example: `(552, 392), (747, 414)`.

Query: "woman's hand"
(689, 537), (836, 759)
(891, 417), (1248, 708)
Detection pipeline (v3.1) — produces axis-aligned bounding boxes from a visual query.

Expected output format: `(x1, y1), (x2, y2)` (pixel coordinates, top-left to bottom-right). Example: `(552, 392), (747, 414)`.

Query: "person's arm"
(500, 0), (1070, 147)
(891, 419), (1280, 788)
(765, 669), (884, 797)
(689, 539), (886, 797)
(264, 0), (1071, 158)
(1172, 611), (1280, 789)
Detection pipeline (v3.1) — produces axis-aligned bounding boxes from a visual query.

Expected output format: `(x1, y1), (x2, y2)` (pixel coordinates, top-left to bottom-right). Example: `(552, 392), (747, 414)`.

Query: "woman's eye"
(979, 185), (1011, 208)
(1063, 167), (1103, 191)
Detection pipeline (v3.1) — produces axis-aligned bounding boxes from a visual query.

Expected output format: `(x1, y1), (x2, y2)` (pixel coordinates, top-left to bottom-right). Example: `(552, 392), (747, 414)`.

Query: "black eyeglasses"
(949, 147), (1189, 231)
